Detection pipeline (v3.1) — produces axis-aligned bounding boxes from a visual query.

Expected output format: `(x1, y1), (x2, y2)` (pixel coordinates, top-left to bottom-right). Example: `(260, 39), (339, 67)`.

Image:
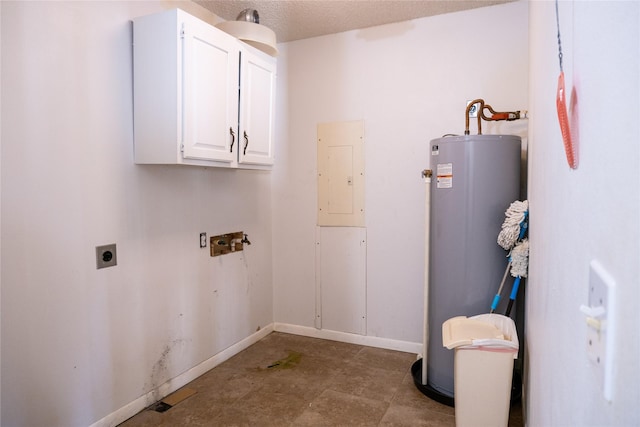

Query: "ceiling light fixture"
(216, 8), (278, 57)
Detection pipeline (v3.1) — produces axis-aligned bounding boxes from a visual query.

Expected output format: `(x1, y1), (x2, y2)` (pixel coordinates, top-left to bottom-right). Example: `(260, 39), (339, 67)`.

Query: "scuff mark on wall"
(143, 338), (188, 404)
(241, 254), (253, 295)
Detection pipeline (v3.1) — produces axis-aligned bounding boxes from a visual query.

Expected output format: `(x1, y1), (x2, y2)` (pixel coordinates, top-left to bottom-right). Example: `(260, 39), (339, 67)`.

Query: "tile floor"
(120, 332), (523, 426)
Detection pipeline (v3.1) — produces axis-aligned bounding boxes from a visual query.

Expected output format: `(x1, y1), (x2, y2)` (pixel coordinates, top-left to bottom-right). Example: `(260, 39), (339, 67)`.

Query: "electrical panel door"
(317, 121), (365, 226)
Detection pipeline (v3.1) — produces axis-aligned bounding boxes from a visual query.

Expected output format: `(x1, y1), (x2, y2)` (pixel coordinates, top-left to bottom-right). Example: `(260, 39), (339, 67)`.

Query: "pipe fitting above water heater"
(464, 99), (527, 135)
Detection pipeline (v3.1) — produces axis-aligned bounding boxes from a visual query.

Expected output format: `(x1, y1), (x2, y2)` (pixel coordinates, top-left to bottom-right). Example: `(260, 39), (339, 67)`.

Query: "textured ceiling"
(194, 0), (513, 43)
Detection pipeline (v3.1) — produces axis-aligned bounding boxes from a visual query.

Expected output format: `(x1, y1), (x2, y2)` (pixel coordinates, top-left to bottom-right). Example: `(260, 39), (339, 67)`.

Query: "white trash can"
(442, 314), (519, 427)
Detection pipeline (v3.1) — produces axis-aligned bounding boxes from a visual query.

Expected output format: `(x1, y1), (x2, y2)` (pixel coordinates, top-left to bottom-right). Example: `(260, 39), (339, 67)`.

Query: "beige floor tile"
(379, 404), (456, 427)
(351, 347), (416, 373)
(392, 372), (456, 417)
(329, 363), (406, 403)
(212, 386), (310, 426)
(292, 389), (388, 426)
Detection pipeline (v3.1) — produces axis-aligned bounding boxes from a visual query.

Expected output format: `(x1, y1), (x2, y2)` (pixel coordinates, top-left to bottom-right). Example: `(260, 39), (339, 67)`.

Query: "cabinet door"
(238, 47), (276, 166)
(181, 17), (239, 164)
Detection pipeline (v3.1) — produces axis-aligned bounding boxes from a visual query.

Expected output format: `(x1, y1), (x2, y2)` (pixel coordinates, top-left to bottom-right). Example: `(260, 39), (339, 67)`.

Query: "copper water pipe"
(465, 98), (524, 135)
(481, 103), (523, 122)
(464, 99), (485, 135)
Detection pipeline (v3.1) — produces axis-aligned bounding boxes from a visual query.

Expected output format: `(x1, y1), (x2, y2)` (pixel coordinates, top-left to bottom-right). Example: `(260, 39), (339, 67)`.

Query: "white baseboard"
(273, 323), (422, 354)
(90, 324), (274, 427)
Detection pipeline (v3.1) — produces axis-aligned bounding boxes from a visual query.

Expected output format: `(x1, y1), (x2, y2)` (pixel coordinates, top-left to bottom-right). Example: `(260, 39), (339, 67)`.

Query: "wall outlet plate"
(96, 243), (117, 269)
(200, 232), (207, 248)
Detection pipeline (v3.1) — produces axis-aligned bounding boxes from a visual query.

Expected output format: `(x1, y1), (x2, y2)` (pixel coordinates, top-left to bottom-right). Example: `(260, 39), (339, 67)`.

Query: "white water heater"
(423, 134), (521, 402)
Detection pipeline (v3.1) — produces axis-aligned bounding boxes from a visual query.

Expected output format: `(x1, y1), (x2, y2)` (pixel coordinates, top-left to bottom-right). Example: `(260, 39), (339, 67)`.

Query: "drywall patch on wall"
(315, 226), (367, 334)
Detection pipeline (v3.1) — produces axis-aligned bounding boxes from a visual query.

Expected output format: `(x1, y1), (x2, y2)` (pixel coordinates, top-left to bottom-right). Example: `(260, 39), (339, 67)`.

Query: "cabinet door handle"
(229, 128), (235, 153)
(243, 131), (249, 155)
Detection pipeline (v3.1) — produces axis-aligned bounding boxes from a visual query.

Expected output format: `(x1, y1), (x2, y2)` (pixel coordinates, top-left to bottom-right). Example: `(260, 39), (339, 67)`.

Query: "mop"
(491, 200), (528, 313)
(505, 238), (529, 316)
(497, 200), (528, 250)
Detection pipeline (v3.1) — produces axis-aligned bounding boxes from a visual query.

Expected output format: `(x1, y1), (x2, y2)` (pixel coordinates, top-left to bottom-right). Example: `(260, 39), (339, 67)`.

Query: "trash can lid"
(442, 316), (504, 349)
(442, 314), (519, 354)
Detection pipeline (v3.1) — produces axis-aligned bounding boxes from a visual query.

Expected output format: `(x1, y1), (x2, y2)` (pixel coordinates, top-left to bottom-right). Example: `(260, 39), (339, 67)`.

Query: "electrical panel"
(317, 120), (365, 227)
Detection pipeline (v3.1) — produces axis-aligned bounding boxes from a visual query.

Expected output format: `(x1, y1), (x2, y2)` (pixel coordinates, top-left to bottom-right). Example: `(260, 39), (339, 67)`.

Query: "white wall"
(0, 3), (3, 422)
(527, 1), (639, 425)
(0, 2), (273, 426)
(273, 2), (529, 343)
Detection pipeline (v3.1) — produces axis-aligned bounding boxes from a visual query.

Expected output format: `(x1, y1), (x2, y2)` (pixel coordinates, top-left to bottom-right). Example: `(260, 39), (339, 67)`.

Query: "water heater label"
(437, 163), (453, 188)
(431, 145), (439, 156)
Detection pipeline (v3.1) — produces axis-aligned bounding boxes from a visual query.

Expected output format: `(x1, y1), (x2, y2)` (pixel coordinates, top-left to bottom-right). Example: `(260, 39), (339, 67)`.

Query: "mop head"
(497, 200), (529, 250)
(510, 239), (529, 278)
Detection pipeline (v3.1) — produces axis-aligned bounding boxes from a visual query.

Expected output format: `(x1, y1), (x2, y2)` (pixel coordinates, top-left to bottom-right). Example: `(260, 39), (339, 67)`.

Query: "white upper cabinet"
(238, 46), (276, 167)
(181, 15), (238, 164)
(133, 9), (276, 169)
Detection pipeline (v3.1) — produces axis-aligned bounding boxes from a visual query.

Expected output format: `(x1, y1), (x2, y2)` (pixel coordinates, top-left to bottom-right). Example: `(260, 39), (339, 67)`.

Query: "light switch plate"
(585, 259), (616, 402)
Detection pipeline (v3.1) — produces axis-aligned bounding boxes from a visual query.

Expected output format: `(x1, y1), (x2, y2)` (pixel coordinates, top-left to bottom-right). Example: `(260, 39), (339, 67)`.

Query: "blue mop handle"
(509, 276), (522, 300)
(518, 211), (529, 240)
(505, 276), (522, 317)
(490, 294), (501, 312)
(490, 261), (512, 313)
